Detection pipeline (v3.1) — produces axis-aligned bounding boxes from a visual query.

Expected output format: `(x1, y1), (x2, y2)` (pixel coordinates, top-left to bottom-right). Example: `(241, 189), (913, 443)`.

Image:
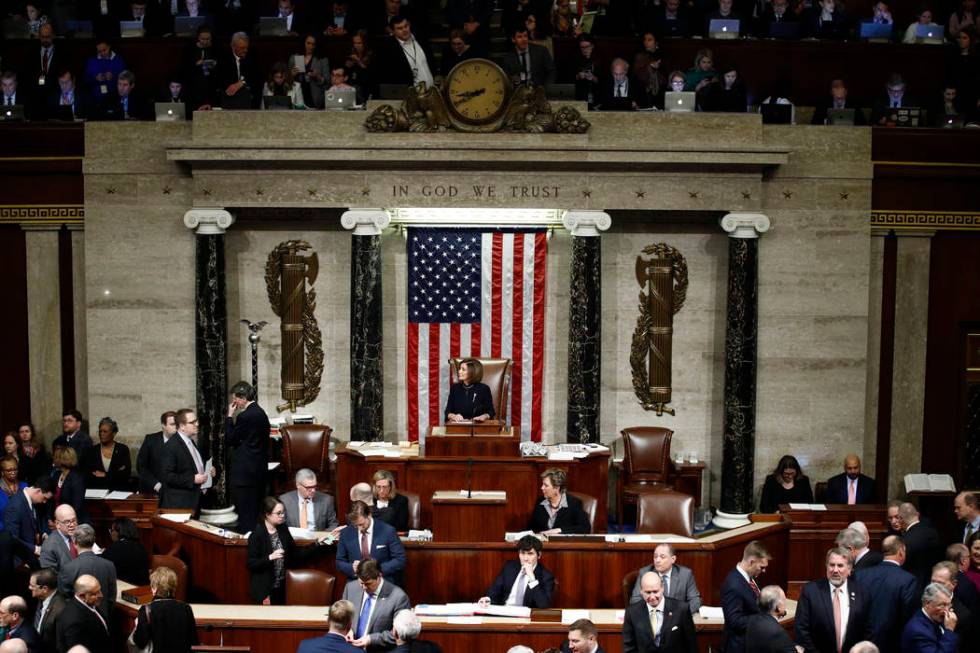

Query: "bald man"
(56, 575), (110, 653)
(39, 504), (77, 571)
(825, 454), (876, 505)
(623, 571), (697, 653)
(0, 595), (39, 650)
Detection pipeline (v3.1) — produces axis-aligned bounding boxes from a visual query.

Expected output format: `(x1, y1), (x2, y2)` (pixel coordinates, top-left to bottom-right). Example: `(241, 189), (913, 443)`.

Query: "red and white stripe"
(407, 231), (547, 442)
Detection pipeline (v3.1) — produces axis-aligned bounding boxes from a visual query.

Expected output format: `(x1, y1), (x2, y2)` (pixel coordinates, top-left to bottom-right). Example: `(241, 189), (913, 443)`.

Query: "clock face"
(445, 59), (511, 126)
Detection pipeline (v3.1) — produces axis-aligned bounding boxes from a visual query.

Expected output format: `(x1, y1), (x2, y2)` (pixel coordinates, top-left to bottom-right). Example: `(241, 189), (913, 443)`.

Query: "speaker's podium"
(432, 490), (508, 542)
(425, 421), (520, 457)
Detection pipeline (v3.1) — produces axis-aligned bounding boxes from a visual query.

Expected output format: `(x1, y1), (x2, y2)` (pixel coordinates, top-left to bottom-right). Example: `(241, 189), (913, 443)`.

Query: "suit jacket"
(373, 493), (409, 532)
(3, 489), (41, 552)
(80, 441), (132, 491)
(824, 473), (875, 504)
(336, 517), (406, 587)
(900, 609), (959, 653)
(485, 559), (556, 608)
(6, 622), (41, 652)
(746, 613), (797, 653)
(852, 560), (917, 651)
(381, 36), (437, 86)
(0, 530), (37, 596)
(529, 493), (592, 535)
(137, 431), (170, 493)
(956, 570), (980, 611)
(872, 93), (921, 125)
(102, 537), (150, 585)
(58, 551), (117, 619)
(623, 596), (698, 653)
(53, 469), (88, 526)
(215, 50), (262, 108)
(852, 549), (883, 573)
(630, 563), (702, 612)
(96, 90), (154, 121)
(55, 597), (110, 653)
(36, 591), (66, 653)
(903, 521), (944, 590)
(280, 490), (339, 532)
(500, 44), (556, 87)
(246, 522), (322, 603)
(160, 434), (204, 511)
(721, 567), (762, 653)
(297, 631), (364, 653)
(226, 402), (270, 487)
(39, 530), (73, 571)
(795, 579), (872, 653)
(20, 46), (70, 104)
(132, 598), (198, 653)
(598, 76), (642, 111)
(52, 430), (93, 456)
(341, 578), (412, 652)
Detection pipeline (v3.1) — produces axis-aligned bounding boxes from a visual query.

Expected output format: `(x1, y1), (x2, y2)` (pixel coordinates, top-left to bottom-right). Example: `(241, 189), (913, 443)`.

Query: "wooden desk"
(779, 503), (888, 597)
(335, 445), (610, 533)
(426, 425), (521, 457)
(85, 494), (159, 549)
(431, 492), (509, 542)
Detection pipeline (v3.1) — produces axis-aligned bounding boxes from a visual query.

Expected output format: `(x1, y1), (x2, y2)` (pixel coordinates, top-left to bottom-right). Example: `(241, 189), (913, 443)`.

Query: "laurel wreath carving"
(630, 243), (688, 412)
(265, 240), (323, 408)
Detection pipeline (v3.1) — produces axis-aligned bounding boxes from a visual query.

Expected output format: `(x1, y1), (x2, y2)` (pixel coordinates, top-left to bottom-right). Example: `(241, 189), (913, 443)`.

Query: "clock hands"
(452, 87), (487, 105)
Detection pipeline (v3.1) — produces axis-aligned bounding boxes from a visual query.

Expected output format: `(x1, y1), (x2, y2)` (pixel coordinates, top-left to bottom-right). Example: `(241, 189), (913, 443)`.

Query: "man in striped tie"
(721, 541), (771, 653)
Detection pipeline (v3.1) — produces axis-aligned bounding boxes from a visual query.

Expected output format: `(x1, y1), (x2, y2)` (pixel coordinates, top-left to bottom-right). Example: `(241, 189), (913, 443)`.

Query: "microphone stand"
(466, 457), (473, 498)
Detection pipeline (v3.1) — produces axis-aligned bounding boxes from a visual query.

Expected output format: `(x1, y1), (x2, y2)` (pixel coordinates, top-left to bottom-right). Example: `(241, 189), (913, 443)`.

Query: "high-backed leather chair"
(569, 491), (597, 534)
(151, 554), (189, 601)
(448, 358), (513, 422)
(281, 424), (333, 489)
(619, 426), (673, 528)
(285, 569), (335, 606)
(621, 569), (639, 607)
(401, 491), (422, 530)
(636, 490), (694, 537)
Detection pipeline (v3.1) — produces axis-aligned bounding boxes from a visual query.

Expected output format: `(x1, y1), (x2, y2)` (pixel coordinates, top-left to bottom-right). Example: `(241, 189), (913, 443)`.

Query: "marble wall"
(25, 228), (64, 440)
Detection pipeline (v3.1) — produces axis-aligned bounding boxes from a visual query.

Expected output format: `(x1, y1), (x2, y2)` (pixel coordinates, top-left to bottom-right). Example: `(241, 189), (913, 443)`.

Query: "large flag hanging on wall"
(407, 228), (548, 442)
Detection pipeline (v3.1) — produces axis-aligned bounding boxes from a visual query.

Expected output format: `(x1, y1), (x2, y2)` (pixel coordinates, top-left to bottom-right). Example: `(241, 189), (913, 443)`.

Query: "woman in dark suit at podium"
(372, 469), (409, 532)
(530, 468), (591, 535)
(444, 358), (495, 423)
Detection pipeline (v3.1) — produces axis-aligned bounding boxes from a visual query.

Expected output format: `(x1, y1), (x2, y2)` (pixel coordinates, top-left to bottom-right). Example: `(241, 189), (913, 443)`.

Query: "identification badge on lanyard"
(38, 75), (45, 86)
(100, 84), (109, 95)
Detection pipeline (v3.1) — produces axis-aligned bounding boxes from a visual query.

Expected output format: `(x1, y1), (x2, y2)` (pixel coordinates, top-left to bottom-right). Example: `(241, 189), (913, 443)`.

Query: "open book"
(904, 474), (955, 493)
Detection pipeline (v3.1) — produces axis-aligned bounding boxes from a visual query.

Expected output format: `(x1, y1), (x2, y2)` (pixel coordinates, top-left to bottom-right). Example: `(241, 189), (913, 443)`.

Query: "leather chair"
(618, 426), (673, 529)
(402, 491), (422, 530)
(152, 528), (181, 556)
(281, 424), (333, 489)
(621, 569), (639, 607)
(569, 491), (597, 534)
(636, 489), (695, 537)
(448, 358), (513, 422)
(814, 481), (828, 503)
(285, 569), (335, 606)
(151, 554), (189, 601)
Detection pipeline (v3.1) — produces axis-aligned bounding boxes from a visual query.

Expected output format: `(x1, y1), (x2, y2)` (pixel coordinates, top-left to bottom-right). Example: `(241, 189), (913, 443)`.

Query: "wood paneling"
(0, 226), (30, 431)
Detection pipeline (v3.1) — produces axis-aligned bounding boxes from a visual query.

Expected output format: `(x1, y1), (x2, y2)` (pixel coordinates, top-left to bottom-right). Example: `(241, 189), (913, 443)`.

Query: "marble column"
(70, 225), (89, 419)
(184, 209), (234, 506)
(715, 213), (771, 529)
(563, 211), (611, 443)
(23, 226), (64, 441)
(341, 209), (390, 442)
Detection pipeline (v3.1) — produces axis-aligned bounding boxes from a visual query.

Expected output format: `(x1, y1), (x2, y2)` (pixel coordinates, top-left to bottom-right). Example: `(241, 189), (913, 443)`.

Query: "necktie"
(355, 592), (374, 638)
(650, 608), (661, 647)
(299, 499), (309, 529)
(42, 49), (49, 74)
(33, 604), (42, 630)
(513, 571), (527, 606)
(69, 537), (78, 559)
(966, 522), (976, 542)
(749, 578), (761, 597)
(662, 573), (670, 597)
(833, 588), (842, 653)
(360, 530), (369, 559)
(62, 93), (70, 105)
(847, 480), (856, 505)
(186, 437), (203, 474)
(519, 51), (528, 79)
(616, 83), (623, 98)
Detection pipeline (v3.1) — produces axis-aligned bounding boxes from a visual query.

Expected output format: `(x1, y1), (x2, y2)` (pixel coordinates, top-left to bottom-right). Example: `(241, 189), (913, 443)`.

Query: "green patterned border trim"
(871, 211), (980, 232)
(0, 205), (84, 226)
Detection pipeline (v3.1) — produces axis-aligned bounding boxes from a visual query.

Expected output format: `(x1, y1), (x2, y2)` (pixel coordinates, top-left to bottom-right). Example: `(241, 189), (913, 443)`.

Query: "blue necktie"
(355, 593), (374, 638)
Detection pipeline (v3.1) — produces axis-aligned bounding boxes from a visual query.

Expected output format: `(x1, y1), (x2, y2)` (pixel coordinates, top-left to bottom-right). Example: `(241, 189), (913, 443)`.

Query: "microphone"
(466, 457), (473, 499)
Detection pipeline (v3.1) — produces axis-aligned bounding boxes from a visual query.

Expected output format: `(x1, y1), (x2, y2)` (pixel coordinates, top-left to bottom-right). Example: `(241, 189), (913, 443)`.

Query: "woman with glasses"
(0, 455), (27, 531)
(371, 469), (409, 532)
(246, 496), (329, 604)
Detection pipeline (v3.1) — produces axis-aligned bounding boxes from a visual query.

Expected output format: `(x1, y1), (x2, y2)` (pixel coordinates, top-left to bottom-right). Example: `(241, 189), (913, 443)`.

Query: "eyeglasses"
(299, 483), (317, 491)
(59, 519), (77, 525)
(271, 511), (286, 516)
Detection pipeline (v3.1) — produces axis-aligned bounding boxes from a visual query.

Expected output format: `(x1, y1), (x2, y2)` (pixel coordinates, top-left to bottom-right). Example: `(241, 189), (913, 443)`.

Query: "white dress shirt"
(397, 37), (433, 88)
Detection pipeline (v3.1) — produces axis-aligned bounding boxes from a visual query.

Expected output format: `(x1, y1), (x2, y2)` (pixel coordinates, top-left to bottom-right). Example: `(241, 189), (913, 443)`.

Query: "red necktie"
(360, 531), (369, 559)
(749, 578), (761, 597)
(69, 537), (78, 559)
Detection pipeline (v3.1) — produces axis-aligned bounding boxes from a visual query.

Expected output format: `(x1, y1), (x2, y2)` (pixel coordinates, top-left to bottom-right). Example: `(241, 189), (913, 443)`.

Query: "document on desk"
(562, 609), (591, 624)
(105, 491), (132, 500)
(84, 489), (109, 499)
(477, 605), (531, 618)
(458, 490), (506, 500)
(289, 527), (317, 540)
(268, 462), (280, 471)
(416, 604), (474, 616)
(547, 451), (576, 461)
(202, 458), (214, 489)
(699, 606), (724, 619)
(160, 513), (193, 523)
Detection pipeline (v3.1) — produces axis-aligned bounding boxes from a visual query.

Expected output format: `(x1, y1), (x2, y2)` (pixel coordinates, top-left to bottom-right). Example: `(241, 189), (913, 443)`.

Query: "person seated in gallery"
(824, 453), (876, 504)
(758, 454), (813, 513)
(529, 468), (591, 535)
(478, 534), (555, 608)
(444, 358), (495, 423)
(81, 417), (132, 492)
(371, 469), (409, 532)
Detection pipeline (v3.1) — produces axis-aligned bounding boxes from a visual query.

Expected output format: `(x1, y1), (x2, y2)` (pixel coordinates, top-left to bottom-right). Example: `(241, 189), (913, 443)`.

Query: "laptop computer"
(47, 105), (77, 122)
(709, 19), (740, 39)
(174, 16), (208, 37)
(119, 20), (145, 38)
(264, 95), (292, 110)
(915, 24), (943, 44)
(222, 89), (252, 110)
(895, 107), (924, 127)
(664, 91), (695, 112)
(546, 84), (577, 101)
(859, 21), (892, 41)
(378, 84), (408, 101)
(760, 103), (792, 124)
(769, 21), (799, 39)
(323, 88), (356, 110)
(258, 17), (288, 36)
(1, 105), (26, 122)
(826, 108), (855, 125)
(155, 102), (187, 121)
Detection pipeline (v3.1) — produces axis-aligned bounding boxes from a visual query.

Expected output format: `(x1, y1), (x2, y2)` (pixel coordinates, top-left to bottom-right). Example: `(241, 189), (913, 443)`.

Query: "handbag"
(126, 604), (153, 653)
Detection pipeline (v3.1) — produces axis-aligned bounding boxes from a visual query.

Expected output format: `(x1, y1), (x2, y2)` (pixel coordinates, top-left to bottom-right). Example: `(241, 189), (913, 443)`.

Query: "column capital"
(341, 209), (391, 236)
(562, 210), (612, 237)
(184, 209), (234, 235)
(721, 213), (771, 239)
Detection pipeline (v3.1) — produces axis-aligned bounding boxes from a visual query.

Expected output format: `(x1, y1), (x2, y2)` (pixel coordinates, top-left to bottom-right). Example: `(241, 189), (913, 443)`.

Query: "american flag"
(407, 228), (548, 442)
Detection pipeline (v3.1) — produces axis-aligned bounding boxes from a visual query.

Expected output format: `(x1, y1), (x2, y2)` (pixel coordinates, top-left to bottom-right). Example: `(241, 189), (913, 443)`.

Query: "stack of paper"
(504, 530), (536, 542)
(561, 609), (591, 624)
(84, 489), (108, 500)
(105, 491), (132, 500)
(160, 513), (193, 523)
(699, 606), (724, 619)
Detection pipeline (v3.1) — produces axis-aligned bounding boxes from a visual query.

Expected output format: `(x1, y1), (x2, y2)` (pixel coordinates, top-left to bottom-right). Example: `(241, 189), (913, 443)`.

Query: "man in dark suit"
(810, 80), (868, 126)
(824, 454), (876, 504)
(757, 0), (798, 38)
(721, 540), (771, 653)
(391, 607), (443, 653)
(630, 542), (703, 613)
(96, 69), (152, 120)
(0, 595), (40, 651)
(226, 381), (270, 533)
(598, 58), (642, 111)
(382, 15), (437, 88)
(479, 535), (556, 608)
(297, 599), (363, 653)
(216, 31), (261, 109)
(44, 70), (91, 121)
(56, 575), (110, 653)
(872, 74), (919, 126)
(52, 411), (92, 456)
(21, 23), (68, 110)
(836, 523), (882, 575)
(280, 469), (340, 532)
(560, 618), (606, 653)
(901, 583), (959, 653)
(623, 571), (698, 653)
(947, 543), (980, 611)
(954, 491), (980, 544)
(160, 408), (216, 513)
(900, 502), (944, 591)
(341, 559), (411, 653)
(795, 547), (872, 653)
(932, 561), (978, 652)
(3, 476), (54, 560)
(850, 535), (918, 652)
(137, 411), (177, 495)
(29, 568), (65, 653)
(501, 26), (555, 87)
(1, 531), (36, 604)
(57, 524), (116, 620)
(336, 501), (406, 588)
(746, 585), (798, 653)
